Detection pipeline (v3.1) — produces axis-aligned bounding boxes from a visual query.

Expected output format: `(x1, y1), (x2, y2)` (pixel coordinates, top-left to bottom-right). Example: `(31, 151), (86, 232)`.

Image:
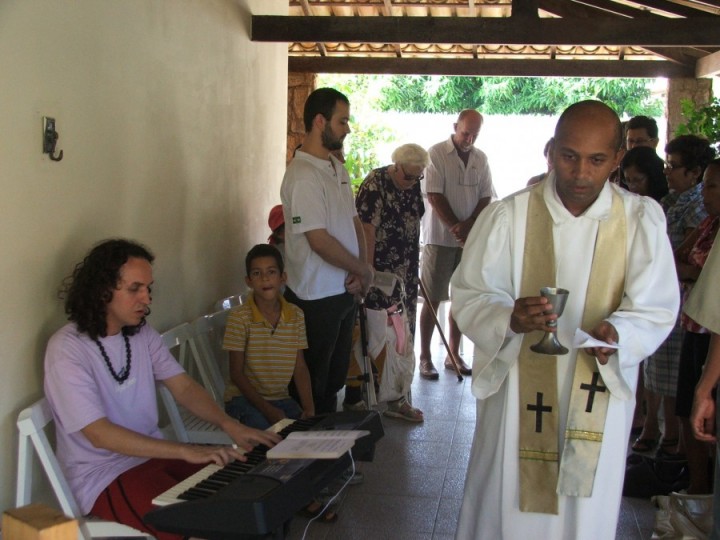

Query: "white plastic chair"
(158, 323), (231, 445)
(16, 398), (152, 539)
(189, 309), (231, 406)
(214, 292), (246, 312)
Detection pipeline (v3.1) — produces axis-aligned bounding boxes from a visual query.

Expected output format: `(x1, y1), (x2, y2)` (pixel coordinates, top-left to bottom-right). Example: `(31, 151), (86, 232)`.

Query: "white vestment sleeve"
(451, 200), (519, 399)
(599, 196), (679, 399)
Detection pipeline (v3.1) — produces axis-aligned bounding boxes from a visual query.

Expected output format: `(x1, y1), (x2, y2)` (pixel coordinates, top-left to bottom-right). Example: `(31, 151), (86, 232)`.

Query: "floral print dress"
(356, 166), (425, 338)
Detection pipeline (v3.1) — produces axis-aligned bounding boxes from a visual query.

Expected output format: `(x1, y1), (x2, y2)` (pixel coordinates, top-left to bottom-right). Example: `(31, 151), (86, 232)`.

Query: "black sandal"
(658, 437), (679, 451)
(656, 438), (685, 461)
(631, 436), (658, 452)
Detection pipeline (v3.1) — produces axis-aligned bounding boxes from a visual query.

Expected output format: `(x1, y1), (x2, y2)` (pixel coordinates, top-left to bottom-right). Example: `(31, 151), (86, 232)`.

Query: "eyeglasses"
(399, 165), (424, 183)
(664, 161), (686, 172)
(626, 137), (656, 146)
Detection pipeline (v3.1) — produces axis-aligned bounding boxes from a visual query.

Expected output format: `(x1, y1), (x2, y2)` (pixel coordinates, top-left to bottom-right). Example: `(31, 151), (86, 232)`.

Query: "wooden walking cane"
(418, 278), (463, 382)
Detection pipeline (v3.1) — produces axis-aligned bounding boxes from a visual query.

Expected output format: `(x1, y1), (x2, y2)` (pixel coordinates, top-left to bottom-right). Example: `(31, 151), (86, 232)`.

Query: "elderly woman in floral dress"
(343, 143), (429, 421)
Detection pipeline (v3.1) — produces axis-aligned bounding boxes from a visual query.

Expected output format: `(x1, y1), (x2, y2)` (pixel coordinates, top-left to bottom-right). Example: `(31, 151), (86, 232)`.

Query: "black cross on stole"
(580, 371), (607, 412)
(527, 392), (553, 433)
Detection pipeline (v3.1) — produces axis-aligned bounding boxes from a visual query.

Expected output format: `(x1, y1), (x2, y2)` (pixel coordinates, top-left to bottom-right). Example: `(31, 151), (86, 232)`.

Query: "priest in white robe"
(452, 101), (679, 540)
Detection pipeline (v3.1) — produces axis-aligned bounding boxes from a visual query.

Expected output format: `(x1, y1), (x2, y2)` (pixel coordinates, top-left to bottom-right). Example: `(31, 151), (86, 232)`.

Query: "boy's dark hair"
(303, 88), (349, 132)
(627, 116), (659, 139)
(665, 135), (717, 178)
(60, 239), (154, 339)
(245, 244), (284, 276)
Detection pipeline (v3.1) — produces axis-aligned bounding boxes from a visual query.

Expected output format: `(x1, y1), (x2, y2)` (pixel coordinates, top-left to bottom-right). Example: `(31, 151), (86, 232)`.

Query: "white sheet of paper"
(572, 328), (620, 350)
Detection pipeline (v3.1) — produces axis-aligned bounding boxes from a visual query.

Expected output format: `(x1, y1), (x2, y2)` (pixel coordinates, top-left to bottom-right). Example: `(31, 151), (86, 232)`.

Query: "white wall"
(0, 0), (288, 515)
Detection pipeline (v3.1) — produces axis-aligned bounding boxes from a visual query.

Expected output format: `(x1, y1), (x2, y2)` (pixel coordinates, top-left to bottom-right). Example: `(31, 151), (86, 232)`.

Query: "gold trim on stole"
(517, 185), (626, 513)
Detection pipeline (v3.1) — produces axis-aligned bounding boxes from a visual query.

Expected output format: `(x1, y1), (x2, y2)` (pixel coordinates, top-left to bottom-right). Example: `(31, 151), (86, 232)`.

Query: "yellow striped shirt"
(222, 294), (307, 401)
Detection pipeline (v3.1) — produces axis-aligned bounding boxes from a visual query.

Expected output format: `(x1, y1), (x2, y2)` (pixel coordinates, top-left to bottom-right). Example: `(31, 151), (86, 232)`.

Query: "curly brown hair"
(60, 239), (154, 339)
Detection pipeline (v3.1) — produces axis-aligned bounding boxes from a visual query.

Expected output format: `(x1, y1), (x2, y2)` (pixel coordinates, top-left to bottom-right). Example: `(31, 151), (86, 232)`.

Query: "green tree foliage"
(317, 74), (397, 190)
(378, 75), (663, 117)
(675, 97), (720, 152)
(379, 76), (485, 113)
(313, 74), (664, 188)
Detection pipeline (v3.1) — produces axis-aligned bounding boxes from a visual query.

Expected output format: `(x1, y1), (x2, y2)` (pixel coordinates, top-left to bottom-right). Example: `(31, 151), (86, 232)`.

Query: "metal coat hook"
(43, 117), (64, 162)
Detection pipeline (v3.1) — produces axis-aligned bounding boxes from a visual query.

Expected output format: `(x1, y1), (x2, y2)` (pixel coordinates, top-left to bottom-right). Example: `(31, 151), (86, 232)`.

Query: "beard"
(322, 124), (344, 151)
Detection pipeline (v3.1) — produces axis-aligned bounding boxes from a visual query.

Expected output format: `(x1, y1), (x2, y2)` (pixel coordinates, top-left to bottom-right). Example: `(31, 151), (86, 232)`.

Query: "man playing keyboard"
(44, 239), (280, 540)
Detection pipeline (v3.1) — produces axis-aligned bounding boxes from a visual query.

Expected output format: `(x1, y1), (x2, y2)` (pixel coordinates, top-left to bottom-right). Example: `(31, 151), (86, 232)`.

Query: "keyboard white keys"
(152, 418), (295, 506)
(268, 417), (294, 433)
(153, 463), (222, 506)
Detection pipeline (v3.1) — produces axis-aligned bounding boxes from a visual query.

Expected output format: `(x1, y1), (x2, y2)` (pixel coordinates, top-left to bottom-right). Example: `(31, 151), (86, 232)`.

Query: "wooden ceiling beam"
(644, 46), (716, 64)
(252, 15), (720, 47)
(298, 0), (327, 57)
(288, 56), (694, 77)
(540, 0), (644, 19)
(630, 0), (711, 17)
(678, 0), (720, 10)
(561, 0), (642, 17)
(696, 50), (720, 76)
(540, 0), (704, 65)
(512, 0), (539, 17)
(380, 0), (404, 57)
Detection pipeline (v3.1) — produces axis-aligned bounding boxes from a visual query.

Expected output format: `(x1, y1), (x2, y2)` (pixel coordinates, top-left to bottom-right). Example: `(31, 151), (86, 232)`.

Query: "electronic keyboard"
(144, 410), (383, 539)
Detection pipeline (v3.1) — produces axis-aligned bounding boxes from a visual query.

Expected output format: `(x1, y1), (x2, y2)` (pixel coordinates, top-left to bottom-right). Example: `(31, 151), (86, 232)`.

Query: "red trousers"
(91, 458), (203, 540)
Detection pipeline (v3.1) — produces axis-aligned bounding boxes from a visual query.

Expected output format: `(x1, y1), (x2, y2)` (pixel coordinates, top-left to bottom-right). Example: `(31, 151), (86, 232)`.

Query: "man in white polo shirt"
(281, 87), (374, 414)
(419, 109), (496, 379)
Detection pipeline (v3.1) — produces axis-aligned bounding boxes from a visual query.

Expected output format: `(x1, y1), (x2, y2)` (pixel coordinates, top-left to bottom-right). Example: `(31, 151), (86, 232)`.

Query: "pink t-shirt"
(44, 323), (184, 514)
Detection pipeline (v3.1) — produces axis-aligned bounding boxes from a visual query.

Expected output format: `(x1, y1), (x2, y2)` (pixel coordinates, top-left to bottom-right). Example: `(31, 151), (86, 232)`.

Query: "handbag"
(623, 454), (689, 499)
(651, 492), (713, 539)
(350, 304), (415, 403)
(376, 304), (415, 403)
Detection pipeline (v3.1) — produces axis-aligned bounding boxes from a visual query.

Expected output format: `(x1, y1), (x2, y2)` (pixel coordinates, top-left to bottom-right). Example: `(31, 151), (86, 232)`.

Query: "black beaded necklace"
(93, 334), (132, 384)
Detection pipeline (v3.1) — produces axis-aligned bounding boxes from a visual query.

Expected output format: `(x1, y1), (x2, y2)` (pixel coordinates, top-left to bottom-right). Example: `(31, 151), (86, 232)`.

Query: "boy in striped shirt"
(223, 244), (315, 429)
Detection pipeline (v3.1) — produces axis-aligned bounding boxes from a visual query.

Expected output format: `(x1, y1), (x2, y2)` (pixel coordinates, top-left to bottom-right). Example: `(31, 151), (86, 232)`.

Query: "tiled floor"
(285, 331), (658, 540)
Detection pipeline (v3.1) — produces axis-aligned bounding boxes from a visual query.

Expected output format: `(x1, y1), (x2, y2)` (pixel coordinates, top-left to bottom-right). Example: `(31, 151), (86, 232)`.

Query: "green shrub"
(675, 97), (720, 152)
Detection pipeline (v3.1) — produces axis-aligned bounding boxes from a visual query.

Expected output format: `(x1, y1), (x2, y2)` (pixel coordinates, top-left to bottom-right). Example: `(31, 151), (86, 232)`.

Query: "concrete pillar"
(287, 72), (316, 164)
(665, 78), (713, 143)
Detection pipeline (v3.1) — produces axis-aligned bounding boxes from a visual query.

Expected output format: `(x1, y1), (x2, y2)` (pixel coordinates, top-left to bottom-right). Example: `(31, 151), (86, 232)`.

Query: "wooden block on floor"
(2, 504), (77, 540)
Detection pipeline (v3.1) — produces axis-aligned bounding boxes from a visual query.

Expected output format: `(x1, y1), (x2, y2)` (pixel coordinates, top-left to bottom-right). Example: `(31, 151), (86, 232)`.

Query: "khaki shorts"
(420, 244), (463, 302)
